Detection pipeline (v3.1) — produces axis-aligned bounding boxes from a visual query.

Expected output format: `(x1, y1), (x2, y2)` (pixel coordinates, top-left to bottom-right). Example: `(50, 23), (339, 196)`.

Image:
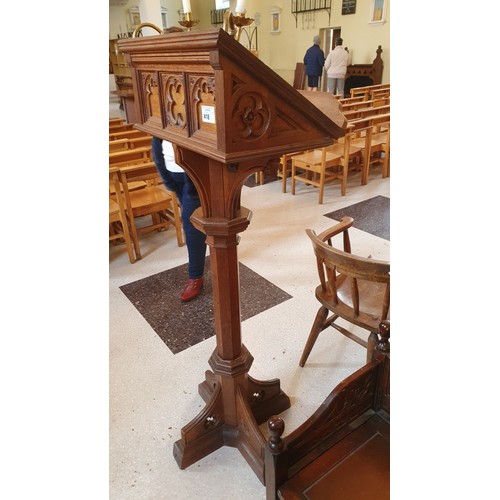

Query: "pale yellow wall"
(110, 0), (390, 85)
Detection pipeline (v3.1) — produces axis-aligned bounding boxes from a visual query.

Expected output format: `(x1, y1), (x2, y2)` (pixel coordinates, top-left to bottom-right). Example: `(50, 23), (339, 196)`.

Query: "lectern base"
(173, 359), (290, 483)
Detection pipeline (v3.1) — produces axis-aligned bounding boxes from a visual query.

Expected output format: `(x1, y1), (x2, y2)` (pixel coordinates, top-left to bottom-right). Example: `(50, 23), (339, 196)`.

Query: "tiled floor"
(109, 103), (390, 499)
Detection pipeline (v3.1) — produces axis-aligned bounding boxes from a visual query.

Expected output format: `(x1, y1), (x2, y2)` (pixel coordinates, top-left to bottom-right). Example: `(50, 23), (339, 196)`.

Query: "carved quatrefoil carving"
(232, 92), (270, 140)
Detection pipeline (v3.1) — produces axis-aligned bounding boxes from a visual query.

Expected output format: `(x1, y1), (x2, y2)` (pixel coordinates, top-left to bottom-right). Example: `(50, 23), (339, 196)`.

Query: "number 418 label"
(201, 105), (216, 124)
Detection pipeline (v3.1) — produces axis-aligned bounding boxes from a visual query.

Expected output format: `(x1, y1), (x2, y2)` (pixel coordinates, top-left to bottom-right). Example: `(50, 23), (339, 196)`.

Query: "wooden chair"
(109, 167), (137, 263)
(290, 131), (363, 203)
(109, 117), (125, 127)
(116, 162), (184, 260)
(109, 129), (151, 141)
(343, 103), (390, 121)
(350, 82), (390, 100)
(127, 135), (153, 150)
(349, 113), (390, 184)
(109, 122), (135, 133)
(370, 87), (391, 100)
(339, 97), (389, 112)
(365, 119), (390, 179)
(265, 320), (390, 500)
(109, 146), (152, 168)
(279, 150), (309, 193)
(109, 138), (129, 152)
(337, 95), (365, 108)
(299, 216), (389, 367)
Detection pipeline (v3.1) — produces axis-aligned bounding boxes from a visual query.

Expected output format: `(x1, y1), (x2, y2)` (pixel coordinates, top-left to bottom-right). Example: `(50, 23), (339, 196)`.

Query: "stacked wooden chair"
(109, 124), (184, 262)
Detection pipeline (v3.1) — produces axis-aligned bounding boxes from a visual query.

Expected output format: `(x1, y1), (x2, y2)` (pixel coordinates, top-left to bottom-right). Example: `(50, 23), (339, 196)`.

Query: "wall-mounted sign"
(342, 0), (356, 15)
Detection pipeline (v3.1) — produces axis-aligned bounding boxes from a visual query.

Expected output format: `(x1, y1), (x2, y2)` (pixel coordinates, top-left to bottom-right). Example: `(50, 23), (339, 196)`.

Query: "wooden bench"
(109, 129), (151, 141)
(343, 103), (390, 121)
(350, 83), (390, 100)
(109, 138), (130, 152)
(265, 320), (390, 500)
(109, 122), (136, 133)
(109, 146), (152, 168)
(339, 97), (390, 112)
(109, 117), (125, 127)
(370, 87), (391, 100)
(338, 95), (365, 107)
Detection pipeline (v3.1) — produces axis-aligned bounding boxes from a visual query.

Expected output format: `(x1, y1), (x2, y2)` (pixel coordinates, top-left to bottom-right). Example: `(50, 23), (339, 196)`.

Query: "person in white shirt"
(151, 137), (207, 302)
(324, 37), (350, 97)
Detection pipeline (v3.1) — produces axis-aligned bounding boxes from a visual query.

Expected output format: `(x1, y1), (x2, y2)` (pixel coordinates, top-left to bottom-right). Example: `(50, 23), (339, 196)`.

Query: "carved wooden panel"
(160, 72), (187, 130)
(189, 74), (216, 136)
(118, 29), (345, 163)
(139, 72), (161, 124)
(286, 365), (377, 465)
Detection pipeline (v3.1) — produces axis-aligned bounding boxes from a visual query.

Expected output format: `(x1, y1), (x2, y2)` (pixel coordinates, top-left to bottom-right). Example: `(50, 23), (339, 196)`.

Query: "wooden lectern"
(118, 28), (346, 483)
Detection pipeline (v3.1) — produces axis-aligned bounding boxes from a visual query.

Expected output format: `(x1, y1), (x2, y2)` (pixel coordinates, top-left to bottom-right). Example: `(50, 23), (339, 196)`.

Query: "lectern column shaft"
(191, 207), (252, 360)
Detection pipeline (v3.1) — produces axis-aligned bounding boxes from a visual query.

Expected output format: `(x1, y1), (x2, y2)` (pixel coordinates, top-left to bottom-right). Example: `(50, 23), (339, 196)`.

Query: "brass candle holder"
(178, 12), (199, 31)
(223, 11), (254, 42)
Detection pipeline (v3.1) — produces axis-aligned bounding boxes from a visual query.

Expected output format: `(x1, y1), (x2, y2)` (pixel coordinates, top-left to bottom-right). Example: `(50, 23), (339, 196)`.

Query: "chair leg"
(366, 331), (379, 363)
(318, 170), (324, 204)
(299, 305), (329, 367)
(382, 146), (390, 178)
(281, 155), (288, 193)
(341, 160), (347, 196)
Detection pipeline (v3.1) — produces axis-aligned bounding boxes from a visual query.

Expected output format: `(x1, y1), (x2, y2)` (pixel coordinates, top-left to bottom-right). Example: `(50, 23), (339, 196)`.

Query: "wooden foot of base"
(172, 377), (225, 470)
(173, 351), (291, 482)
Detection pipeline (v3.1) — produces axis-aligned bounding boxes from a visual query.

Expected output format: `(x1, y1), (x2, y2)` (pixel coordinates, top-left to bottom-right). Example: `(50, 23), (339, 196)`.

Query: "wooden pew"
(109, 129), (151, 141)
(109, 138), (130, 152)
(339, 96), (390, 112)
(370, 87), (391, 100)
(109, 146), (152, 168)
(343, 103), (390, 121)
(265, 320), (390, 500)
(109, 136), (152, 152)
(127, 135), (153, 149)
(109, 117), (125, 126)
(109, 122), (136, 133)
(350, 83), (390, 100)
(337, 95), (365, 108)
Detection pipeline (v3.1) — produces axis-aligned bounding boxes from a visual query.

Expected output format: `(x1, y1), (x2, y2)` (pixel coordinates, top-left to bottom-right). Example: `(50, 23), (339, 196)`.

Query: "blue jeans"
(151, 137), (207, 279)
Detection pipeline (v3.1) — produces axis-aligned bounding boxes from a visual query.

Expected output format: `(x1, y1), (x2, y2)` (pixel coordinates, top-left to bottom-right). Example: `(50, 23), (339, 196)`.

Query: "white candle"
(182, 0), (191, 13)
(235, 0), (246, 14)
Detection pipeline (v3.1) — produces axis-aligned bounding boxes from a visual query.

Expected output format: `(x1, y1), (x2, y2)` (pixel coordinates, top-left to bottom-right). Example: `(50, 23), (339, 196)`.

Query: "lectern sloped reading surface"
(118, 28), (346, 483)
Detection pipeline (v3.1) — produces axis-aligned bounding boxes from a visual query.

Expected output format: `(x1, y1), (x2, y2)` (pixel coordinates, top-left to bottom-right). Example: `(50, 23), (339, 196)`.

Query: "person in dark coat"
(303, 35), (325, 91)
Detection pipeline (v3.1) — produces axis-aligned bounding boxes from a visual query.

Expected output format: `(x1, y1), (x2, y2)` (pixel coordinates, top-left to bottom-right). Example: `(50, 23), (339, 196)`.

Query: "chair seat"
(315, 277), (389, 332)
(128, 185), (173, 215)
(292, 149), (342, 168)
(370, 132), (387, 147)
(326, 142), (363, 155)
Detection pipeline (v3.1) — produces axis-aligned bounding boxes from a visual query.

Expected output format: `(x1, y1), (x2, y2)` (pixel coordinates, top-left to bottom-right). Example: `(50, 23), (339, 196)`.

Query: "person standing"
(303, 35), (325, 91)
(151, 137), (207, 302)
(324, 37), (350, 97)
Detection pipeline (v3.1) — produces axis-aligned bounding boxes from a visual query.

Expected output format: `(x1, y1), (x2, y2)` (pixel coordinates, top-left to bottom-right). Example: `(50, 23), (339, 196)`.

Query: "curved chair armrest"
(314, 216), (354, 245)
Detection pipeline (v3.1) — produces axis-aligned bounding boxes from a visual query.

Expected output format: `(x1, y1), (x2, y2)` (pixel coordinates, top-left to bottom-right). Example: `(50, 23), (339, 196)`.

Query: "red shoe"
(180, 277), (204, 302)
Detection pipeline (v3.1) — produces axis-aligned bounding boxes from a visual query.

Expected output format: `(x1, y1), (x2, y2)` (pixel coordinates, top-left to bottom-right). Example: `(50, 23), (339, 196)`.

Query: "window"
(215, 0), (230, 9)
